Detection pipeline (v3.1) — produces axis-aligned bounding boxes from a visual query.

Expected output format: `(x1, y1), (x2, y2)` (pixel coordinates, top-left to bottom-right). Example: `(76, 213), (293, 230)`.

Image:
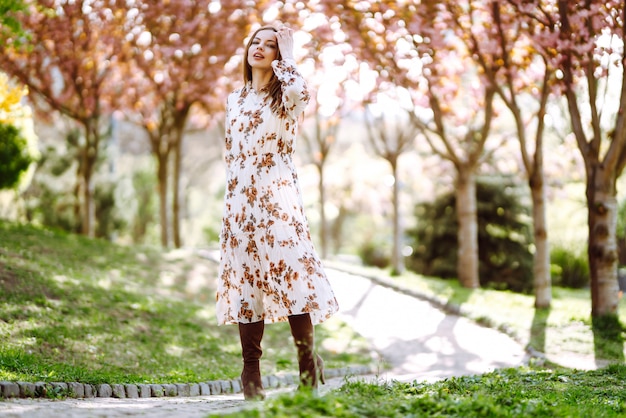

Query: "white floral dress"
(217, 58), (339, 325)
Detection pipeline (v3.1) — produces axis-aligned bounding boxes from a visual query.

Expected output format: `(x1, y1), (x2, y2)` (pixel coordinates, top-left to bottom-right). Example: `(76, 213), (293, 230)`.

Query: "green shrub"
(0, 122), (33, 190)
(406, 177), (534, 292)
(550, 246), (589, 289)
(358, 241), (390, 268)
(130, 169), (157, 244)
(94, 181), (126, 240)
(23, 131), (125, 240)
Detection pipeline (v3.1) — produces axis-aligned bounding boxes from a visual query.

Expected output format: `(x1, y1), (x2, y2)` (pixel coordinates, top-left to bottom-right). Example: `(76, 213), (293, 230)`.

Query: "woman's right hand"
(276, 25), (295, 61)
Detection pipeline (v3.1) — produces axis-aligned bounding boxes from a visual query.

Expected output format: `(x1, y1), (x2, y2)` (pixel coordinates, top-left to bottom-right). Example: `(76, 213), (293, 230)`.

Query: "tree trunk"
(503, 63), (553, 309)
(171, 107), (190, 249)
(331, 204), (348, 255)
(391, 159), (404, 275)
(587, 171), (620, 316)
(81, 161), (93, 237)
(172, 137), (182, 249)
(157, 152), (169, 248)
(317, 162), (328, 259)
(73, 165), (82, 234)
(556, 0), (623, 318)
(80, 121), (98, 237)
(530, 171), (551, 309)
(456, 169), (479, 288)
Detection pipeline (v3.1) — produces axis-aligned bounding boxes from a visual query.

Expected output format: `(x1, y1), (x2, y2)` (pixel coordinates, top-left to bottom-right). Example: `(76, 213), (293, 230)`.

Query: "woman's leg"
(238, 320), (265, 400)
(288, 313), (324, 389)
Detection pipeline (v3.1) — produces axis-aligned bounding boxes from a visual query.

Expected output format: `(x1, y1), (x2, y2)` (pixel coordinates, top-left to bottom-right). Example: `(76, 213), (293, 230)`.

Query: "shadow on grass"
(591, 315), (625, 365)
(530, 307), (551, 354)
(443, 285), (473, 318)
(449, 285), (472, 306)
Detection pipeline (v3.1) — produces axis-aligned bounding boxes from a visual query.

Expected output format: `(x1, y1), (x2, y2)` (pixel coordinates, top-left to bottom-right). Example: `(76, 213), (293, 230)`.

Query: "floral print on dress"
(217, 58), (339, 325)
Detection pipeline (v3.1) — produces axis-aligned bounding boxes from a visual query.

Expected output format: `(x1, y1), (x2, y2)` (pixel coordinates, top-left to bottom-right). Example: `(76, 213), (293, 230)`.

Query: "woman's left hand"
(276, 25), (295, 61)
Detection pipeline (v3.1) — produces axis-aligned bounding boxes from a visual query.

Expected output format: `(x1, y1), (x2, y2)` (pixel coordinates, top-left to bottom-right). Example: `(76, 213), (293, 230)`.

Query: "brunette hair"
(243, 26), (284, 114)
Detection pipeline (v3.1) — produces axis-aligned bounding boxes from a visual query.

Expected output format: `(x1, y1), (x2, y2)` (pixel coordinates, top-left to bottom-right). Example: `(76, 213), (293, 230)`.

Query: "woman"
(216, 24), (339, 401)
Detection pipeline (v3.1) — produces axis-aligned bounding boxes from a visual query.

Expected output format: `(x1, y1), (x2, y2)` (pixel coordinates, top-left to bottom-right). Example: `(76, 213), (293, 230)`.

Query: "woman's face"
(247, 29), (278, 70)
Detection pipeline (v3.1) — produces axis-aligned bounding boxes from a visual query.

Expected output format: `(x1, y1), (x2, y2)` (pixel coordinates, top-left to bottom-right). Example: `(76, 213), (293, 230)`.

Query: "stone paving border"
(0, 365), (373, 400)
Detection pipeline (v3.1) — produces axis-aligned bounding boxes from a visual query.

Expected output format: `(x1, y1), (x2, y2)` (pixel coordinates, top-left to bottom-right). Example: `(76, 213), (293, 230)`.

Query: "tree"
(443, 0), (555, 307)
(0, 0), (127, 236)
(511, 0), (626, 317)
(321, 0), (499, 288)
(298, 34), (357, 258)
(363, 103), (417, 275)
(300, 104), (340, 259)
(122, 0), (250, 248)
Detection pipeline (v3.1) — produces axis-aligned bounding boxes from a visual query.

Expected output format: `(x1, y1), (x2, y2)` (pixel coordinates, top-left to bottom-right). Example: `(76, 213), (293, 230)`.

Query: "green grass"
(0, 220), (372, 384)
(217, 364), (626, 417)
(3, 220), (626, 416)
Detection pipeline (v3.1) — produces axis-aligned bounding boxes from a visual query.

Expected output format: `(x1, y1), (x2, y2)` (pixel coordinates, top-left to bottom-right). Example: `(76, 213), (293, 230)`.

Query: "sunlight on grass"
(3, 218), (624, 391)
(344, 264), (626, 364)
(0, 221), (373, 384)
(324, 255), (626, 365)
(318, 316), (374, 360)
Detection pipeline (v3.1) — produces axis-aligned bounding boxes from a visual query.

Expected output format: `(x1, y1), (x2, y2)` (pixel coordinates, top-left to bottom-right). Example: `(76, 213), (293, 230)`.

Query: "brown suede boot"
(288, 313), (325, 390)
(238, 320), (266, 400)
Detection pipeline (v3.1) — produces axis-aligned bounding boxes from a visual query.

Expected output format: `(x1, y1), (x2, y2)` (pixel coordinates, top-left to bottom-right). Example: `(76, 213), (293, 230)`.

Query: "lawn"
(2, 220), (626, 417)
(0, 221), (372, 385)
(216, 364), (626, 417)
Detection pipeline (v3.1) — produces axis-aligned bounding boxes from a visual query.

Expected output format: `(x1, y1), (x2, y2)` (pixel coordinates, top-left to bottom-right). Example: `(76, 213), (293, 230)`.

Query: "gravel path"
(1, 267), (531, 417)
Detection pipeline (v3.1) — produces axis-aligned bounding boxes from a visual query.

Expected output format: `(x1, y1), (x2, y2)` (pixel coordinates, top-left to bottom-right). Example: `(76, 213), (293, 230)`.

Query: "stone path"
(326, 269), (528, 383)
(0, 267), (530, 417)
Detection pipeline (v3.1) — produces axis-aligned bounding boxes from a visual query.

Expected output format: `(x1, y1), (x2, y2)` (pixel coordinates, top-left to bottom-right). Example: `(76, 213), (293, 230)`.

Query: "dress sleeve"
(271, 58), (310, 118)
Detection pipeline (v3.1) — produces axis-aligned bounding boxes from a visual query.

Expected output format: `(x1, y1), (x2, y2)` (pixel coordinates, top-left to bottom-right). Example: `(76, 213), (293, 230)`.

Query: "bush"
(0, 122), (33, 190)
(94, 181), (126, 240)
(550, 246), (589, 288)
(358, 241), (390, 268)
(23, 130), (125, 240)
(130, 169), (157, 244)
(406, 177), (534, 292)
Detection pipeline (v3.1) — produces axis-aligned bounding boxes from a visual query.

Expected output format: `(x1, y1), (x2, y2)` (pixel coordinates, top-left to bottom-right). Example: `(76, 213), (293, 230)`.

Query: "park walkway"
(0, 267), (529, 417)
